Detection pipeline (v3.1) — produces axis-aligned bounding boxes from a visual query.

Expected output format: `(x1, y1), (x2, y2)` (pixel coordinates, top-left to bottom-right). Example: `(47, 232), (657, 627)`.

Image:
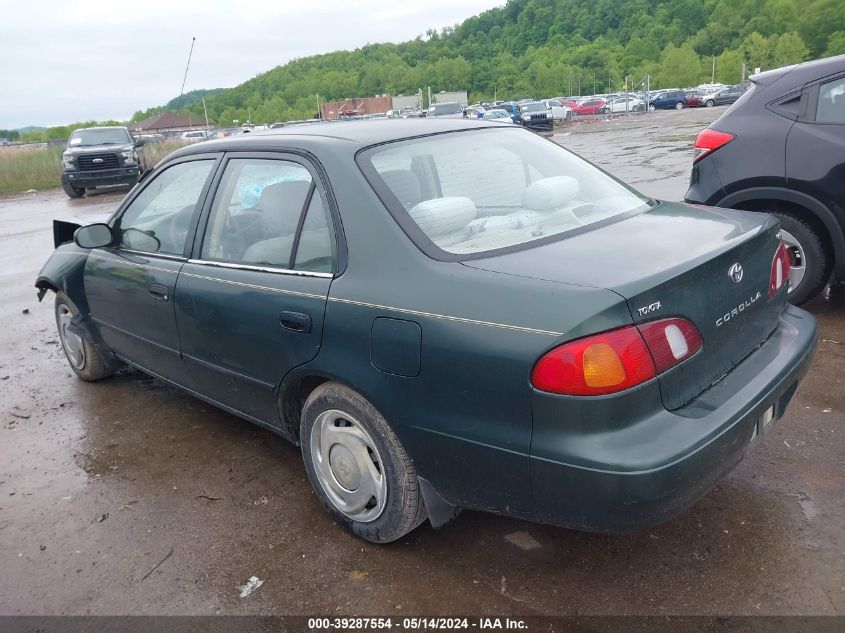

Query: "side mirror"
(74, 223), (113, 249)
(134, 138), (146, 147)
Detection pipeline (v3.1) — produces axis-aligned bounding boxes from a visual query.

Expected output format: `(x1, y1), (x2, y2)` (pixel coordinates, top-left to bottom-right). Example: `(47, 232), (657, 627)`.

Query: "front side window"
(201, 158), (334, 271)
(817, 77), (845, 124)
(362, 128), (650, 258)
(117, 160), (214, 255)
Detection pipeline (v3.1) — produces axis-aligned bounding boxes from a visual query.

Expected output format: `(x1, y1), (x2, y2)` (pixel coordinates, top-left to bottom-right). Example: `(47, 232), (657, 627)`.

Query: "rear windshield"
(360, 127), (650, 258)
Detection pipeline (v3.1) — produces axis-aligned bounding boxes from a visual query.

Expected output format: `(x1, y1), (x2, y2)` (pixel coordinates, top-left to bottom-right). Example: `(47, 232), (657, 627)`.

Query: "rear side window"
(201, 158), (323, 269)
(817, 77), (845, 123)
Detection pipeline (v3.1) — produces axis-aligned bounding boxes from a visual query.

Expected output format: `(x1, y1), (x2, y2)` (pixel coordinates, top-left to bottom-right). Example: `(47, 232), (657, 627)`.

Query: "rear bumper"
(62, 167), (140, 188)
(530, 305), (817, 532)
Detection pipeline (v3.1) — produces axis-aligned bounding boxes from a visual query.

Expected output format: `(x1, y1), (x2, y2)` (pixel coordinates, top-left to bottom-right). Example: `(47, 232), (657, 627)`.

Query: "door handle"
(148, 283), (170, 301)
(279, 311), (311, 334)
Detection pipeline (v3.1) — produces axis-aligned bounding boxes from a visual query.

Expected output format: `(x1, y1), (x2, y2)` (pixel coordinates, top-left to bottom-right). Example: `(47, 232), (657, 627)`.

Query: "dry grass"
(0, 145), (64, 196)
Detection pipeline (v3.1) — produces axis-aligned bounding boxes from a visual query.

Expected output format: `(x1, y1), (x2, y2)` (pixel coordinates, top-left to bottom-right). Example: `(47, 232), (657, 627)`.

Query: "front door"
(175, 155), (337, 424)
(84, 157), (218, 382)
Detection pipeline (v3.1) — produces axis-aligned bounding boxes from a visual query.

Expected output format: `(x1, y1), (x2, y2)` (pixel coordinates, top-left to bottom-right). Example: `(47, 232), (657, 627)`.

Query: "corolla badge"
(728, 263), (744, 284)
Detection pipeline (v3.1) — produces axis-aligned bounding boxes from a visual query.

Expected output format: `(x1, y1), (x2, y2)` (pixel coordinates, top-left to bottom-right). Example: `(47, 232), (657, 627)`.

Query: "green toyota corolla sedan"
(36, 119), (817, 543)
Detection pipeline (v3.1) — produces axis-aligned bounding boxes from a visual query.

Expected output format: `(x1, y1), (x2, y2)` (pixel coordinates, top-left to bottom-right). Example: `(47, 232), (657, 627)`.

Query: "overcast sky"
(0, 0), (503, 129)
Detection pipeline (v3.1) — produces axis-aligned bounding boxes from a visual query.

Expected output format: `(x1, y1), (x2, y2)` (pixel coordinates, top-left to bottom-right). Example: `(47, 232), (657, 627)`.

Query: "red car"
(685, 92), (704, 107)
(572, 98), (607, 115)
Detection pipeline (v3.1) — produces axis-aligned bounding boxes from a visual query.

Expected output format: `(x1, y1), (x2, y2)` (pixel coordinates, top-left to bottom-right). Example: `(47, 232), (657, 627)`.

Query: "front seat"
(243, 180), (312, 266)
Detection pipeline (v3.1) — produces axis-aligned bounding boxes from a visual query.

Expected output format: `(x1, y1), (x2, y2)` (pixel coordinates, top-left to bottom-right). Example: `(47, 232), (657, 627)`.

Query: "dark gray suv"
(686, 54), (845, 304)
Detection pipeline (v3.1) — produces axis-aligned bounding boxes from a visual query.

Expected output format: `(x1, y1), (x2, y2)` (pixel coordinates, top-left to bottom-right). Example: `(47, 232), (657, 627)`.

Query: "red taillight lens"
(531, 326), (656, 396)
(693, 128), (735, 163)
(531, 319), (704, 396)
(637, 318), (703, 373)
(769, 240), (790, 298)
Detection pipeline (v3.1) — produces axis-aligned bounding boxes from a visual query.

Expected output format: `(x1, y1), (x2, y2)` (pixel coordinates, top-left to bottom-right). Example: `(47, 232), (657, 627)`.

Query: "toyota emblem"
(728, 263), (744, 284)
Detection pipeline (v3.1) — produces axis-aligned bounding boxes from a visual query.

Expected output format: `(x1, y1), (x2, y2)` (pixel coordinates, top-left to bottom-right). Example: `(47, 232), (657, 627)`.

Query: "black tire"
(301, 382), (426, 543)
(675, 101), (685, 109)
(62, 181), (85, 198)
(705, 99), (715, 107)
(54, 292), (115, 381)
(770, 212), (832, 305)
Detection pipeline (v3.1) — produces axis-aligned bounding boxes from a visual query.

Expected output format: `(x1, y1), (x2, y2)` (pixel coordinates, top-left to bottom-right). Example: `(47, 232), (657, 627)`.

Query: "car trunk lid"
(464, 202), (786, 409)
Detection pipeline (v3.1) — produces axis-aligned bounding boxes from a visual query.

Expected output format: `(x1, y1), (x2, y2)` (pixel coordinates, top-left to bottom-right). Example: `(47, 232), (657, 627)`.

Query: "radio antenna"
(175, 36), (197, 116)
(140, 36), (198, 179)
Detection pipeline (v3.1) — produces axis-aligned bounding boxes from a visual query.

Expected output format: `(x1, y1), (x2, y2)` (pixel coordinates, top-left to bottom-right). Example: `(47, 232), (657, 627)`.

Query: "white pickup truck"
(542, 99), (572, 123)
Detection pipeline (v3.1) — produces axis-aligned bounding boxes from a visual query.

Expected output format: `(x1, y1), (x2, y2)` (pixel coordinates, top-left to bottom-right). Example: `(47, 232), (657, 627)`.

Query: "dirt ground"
(1, 108), (843, 615)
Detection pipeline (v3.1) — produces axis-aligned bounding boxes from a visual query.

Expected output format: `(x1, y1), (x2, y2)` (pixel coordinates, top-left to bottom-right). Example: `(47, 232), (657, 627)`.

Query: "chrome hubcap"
(780, 229), (806, 293)
(310, 409), (386, 522)
(58, 305), (85, 369)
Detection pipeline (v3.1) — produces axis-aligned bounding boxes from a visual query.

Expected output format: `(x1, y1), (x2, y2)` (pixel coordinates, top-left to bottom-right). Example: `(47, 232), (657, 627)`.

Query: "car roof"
(170, 119), (507, 159)
(751, 53), (845, 89)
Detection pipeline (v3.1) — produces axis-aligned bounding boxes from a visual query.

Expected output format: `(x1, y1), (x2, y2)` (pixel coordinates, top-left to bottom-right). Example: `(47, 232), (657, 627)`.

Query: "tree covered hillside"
(135, 0), (841, 126)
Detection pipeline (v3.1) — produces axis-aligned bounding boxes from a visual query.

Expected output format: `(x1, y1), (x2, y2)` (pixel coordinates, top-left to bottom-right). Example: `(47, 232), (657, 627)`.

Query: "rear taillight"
(693, 128), (735, 163)
(637, 318), (703, 373)
(530, 318), (703, 396)
(769, 240), (790, 298)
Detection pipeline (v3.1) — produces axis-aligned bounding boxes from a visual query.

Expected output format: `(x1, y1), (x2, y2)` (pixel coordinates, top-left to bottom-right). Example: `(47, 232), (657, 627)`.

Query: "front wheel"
(705, 100), (715, 107)
(55, 292), (116, 381)
(62, 181), (85, 198)
(675, 101), (685, 109)
(648, 104), (656, 112)
(301, 382), (426, 543)
(770, 212), (832, 305)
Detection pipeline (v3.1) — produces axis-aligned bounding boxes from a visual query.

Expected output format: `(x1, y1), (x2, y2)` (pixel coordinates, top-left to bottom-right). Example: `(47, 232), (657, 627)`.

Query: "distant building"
(320, 96), (393, 120)
(132, 112), (211, 135)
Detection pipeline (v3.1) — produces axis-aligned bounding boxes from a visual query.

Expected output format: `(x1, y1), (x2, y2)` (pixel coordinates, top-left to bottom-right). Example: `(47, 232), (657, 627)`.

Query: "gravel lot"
(1, 108), (843, 615)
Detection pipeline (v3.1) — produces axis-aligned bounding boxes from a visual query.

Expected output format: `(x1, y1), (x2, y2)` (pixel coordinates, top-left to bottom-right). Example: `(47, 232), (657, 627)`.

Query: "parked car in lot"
(541, 99), (572, 122)
(427, 102), (464, 118)
(687, 54), (845, 304)
(518, 101), (554, 130)
(702, 85), (744, 107)
(601, 97), (645, 113)
(497, 102), (522, 122)
(572, 98), (606, 115)
(60, 126), (146, 198)
(37, 119), (817, 543)
(463, 105), (486, 119)
(684, 91), (704, 108)
(482, 108), (512, 122)
(181, 130), (212, 143)
(649, 89), (687, 110)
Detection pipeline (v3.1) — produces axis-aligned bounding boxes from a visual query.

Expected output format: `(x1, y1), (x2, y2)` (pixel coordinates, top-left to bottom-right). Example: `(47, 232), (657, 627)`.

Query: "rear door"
(175, 153), (338, 424)
(84, 155), (219, 382)
(786, 73), (845, 215)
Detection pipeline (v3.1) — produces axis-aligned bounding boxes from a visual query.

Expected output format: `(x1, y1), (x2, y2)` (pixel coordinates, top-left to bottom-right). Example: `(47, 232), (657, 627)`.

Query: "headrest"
(258, 180), (311, 234)
(380, 169), (422, 208)
(522, 176), (580, 211)
(409, 197), (477, 238)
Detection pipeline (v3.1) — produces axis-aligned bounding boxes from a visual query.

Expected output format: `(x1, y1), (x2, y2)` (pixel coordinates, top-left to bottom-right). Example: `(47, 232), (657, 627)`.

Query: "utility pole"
(568, 77), (572, 97)
(741, 63), (747, 83)
(202, 97), (209, 128)
(577, 76), (581, 96)
(316, 93), (320, 119)
(428, 86), (432, 109)
(711, 55), (716, 83)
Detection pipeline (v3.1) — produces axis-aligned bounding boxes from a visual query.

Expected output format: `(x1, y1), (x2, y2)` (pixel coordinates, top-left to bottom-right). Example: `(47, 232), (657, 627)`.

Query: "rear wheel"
(55, 292), (115, 381)
(648, 104), (656, 112)
(675, 101), (685, 109)
(301, 382), (426, 543)
(770, 212), (832, 305)
(705, 99), (715, 107)
(62, 182), (85, 198)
